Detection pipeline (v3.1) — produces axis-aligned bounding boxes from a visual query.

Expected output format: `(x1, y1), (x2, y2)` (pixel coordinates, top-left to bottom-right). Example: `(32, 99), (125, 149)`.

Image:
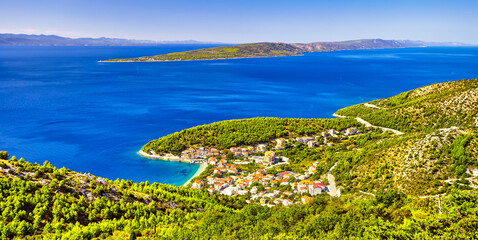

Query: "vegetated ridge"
(103, 39), (469, 62)
(144, 78), (478, 197)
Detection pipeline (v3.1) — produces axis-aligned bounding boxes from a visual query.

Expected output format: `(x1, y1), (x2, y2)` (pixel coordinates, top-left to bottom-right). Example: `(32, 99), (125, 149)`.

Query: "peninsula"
(142, 78), (478, 201)
(102, 39), (467, 62)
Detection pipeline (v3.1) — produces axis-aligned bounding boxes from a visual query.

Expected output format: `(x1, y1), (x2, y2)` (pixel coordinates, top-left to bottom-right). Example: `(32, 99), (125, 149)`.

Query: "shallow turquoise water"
(1, 45), (477, 185)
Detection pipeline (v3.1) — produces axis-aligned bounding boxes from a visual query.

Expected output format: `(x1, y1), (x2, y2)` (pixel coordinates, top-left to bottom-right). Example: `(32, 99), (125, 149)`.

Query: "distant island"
(0, 33), (221, 46)
(103, 39), (470, 62)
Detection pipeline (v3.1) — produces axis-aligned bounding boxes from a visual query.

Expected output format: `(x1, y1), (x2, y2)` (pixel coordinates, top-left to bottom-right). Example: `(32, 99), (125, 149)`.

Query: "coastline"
(137, 150), (188, 162)
(137, 150), (207, 186)
(182, 162), (207, 186)
(98, 54), (301, 63)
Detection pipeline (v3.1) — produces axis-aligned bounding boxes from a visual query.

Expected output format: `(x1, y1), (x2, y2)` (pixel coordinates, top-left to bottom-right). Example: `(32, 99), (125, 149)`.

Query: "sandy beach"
(137, 150), (208, 186)
(182, 162), (207, 186)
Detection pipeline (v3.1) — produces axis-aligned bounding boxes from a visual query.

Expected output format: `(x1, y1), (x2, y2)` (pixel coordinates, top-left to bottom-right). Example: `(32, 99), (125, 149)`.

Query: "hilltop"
(103, 39), (468, 62)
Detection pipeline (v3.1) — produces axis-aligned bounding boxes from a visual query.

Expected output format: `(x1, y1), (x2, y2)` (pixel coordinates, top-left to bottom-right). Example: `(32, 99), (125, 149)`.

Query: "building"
(264, 151), (276, 165)
(275, 138), (286, 147)
(237, 189), (249, 195)
(296, 137), (315, 144)
(222, 186), (238, 196)
(208, 157), (217, 166)
(282, 199), (293, 206)
(230, 147), (242, 153)
(309, 182), (326, 196)
(234, 151), (243, 157)
(307, 140), (317, 148)
(301, 196), (313, 204)
(207, 187), (215, 194)
(298, 186), (308, 194)
(191, 180), (204, 189)
(213, 167), (227, 175)
(209, 148), (220, 156)
(328, 129), (338, 137)
(257, 144), (267, 152)
(345, 127), (358, 136)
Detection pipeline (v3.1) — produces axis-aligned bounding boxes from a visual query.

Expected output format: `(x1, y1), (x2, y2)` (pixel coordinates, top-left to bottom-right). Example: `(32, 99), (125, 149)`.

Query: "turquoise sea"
(1, 45), (477, 185)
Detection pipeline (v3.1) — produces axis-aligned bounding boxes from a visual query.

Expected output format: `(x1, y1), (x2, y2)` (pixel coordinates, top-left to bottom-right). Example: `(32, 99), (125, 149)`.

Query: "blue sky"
(1, 0), (477, 44)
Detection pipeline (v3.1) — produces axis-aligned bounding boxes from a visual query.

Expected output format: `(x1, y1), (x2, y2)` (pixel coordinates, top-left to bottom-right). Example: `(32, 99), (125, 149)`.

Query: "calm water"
(1, 45), (477, 185)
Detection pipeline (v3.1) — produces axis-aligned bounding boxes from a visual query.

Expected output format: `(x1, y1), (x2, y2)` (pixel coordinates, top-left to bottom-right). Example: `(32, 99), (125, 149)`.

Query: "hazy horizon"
(0, 32), (474, 46)
(1, 0), (477, 44)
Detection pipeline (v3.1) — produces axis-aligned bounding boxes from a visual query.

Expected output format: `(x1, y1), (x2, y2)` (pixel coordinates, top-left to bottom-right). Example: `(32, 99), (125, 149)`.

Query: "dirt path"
(333, 113), (404, 135)
(355, 117), (404, 135)
(363, 103), (386, 109)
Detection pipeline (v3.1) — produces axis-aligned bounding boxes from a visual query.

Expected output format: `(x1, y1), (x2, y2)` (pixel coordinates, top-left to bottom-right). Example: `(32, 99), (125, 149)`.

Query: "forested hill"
(335, 78), (478, 133)
(331, 78), (478, 196)
(103, 39), (464, 62)
(2, 151), (478, 239)
(141, 117), (360, 155)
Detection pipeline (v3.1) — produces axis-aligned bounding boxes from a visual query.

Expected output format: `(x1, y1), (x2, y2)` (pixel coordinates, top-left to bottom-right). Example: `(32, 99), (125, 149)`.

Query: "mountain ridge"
(0, 33), (223, 46)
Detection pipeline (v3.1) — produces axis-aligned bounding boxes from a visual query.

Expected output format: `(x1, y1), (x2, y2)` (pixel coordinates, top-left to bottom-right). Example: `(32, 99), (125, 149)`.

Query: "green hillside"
(335, 79), (478, 133)
(2, 78), (478, 239)
(1, 152), (478, 239)
(104, 42), (302, 62)
(141, 79), (478, 198)
(142, 117), (360, 155)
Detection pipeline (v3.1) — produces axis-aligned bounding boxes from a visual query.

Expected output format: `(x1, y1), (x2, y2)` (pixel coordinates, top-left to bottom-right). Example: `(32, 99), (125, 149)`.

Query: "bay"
(1, 45), (477, 185)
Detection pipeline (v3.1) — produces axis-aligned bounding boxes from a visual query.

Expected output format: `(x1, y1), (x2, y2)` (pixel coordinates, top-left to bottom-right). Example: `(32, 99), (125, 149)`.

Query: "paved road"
(327, 162), (338, 197)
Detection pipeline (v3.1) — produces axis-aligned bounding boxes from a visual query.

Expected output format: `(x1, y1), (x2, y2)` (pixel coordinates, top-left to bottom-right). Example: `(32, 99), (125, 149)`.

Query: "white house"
(191, 180), (204, 189)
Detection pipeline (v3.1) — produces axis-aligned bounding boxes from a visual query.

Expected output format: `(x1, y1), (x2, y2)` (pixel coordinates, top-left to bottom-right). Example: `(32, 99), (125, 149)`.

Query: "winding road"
(327, 162), (339, 197)
(333, 112), (404, 136)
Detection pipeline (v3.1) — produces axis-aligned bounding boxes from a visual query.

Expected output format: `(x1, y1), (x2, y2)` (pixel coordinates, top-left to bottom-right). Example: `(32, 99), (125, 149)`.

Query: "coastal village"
(143, 127), (362, 206)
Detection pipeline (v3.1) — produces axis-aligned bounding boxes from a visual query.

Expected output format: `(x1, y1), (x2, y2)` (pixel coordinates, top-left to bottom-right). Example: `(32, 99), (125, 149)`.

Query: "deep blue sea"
(1, 45), (477, 185)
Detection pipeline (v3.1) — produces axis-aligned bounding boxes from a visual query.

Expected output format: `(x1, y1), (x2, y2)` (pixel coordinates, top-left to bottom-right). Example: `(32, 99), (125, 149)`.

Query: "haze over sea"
(1, 45), (477, 185)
